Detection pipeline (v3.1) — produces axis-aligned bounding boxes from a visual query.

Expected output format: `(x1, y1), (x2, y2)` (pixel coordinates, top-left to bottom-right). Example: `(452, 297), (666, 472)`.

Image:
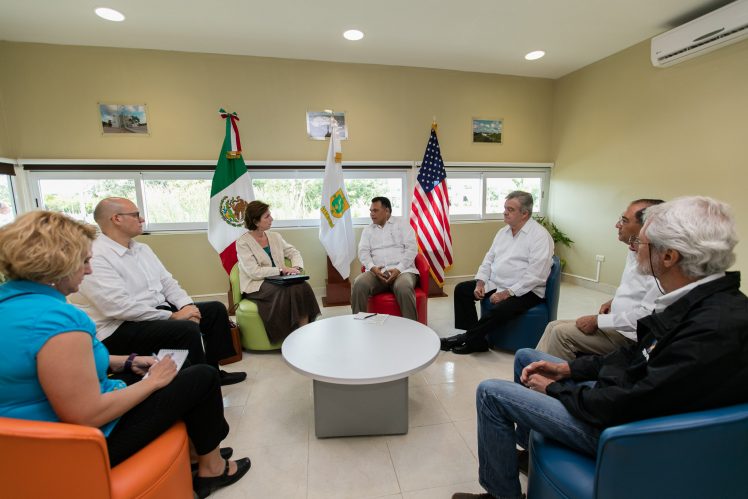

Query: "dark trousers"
(454, 280), (543, 348)
(106, 364), (229, 466)
(103, 301), (236, 368)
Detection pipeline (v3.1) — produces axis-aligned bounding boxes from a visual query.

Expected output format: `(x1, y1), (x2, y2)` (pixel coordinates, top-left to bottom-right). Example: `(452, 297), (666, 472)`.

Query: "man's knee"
(392, 275), (415, 296)
(514, 348), (539, 372)
(352, 273), (370, 294)
(197, 301), (228, 318)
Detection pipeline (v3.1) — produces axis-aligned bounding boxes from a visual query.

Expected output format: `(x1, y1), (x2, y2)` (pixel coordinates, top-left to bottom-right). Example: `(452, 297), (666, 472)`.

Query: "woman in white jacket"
(236, 200), (320, 343)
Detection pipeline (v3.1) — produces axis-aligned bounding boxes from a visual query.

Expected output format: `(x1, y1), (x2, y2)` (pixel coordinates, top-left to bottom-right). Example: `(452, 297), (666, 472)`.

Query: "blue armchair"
(528, 402), (748, 499)
(480, 255), (561, 352)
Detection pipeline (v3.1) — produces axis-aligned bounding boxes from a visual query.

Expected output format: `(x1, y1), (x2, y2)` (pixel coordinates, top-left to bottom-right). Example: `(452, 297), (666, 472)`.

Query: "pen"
(363, 313), (377, 319)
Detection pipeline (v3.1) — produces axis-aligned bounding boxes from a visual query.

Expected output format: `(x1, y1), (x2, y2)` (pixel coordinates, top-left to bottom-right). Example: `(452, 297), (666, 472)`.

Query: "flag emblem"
(219, 195), (249, 227)
(330, 189), (350, 218)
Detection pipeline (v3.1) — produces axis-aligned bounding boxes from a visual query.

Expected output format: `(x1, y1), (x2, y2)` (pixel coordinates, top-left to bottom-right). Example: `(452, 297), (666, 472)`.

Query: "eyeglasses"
(617, 216), (631, 225)
(629, 236), (649, 247)
(116, 211), (141, 219)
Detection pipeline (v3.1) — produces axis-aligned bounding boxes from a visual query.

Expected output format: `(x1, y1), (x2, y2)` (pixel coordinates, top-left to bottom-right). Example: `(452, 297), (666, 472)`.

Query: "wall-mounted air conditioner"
(651, 0), (748, 67)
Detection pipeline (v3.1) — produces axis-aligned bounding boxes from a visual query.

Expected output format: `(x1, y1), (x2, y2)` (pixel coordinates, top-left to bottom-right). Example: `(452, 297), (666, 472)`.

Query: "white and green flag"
(208, 109), (255, 273)
(319, 123), (355, 279)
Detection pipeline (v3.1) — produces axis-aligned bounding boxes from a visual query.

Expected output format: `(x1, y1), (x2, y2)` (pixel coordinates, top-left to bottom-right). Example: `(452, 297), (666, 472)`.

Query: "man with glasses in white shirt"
(536, 199), (663, 361)
(443, 191), (554, 355)
(74, 197), (246, 386)
(351, 196), (419, 321)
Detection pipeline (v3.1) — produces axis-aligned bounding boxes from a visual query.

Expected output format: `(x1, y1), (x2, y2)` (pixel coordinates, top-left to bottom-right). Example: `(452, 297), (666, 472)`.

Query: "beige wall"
(0, 42), (553, 162)
(0, 42), (548, 295)
(550, 39), (748, 284)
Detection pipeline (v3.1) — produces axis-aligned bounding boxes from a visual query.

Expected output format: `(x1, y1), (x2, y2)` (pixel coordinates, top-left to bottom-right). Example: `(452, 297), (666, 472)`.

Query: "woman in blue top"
(0, 211), (249, 498)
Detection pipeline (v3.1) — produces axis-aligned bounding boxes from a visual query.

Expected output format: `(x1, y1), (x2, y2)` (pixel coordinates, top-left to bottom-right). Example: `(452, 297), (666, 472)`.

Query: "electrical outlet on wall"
(595, 255), (605, 262)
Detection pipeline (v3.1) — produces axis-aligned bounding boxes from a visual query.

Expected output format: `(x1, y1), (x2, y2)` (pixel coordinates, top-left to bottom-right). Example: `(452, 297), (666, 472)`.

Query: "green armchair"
(229, 263), (282, 351)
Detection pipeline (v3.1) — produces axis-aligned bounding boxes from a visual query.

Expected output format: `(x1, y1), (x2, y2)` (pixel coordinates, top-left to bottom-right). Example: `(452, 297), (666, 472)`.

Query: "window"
(142, 172), (212, 231)
(484, 174), (545, 217)
(0, 173), (16, 227)
(249, 170), (406, 226)
(35, 175), (137, 223)
(445, 165), (550, 220)
(26, 164), (409, 230)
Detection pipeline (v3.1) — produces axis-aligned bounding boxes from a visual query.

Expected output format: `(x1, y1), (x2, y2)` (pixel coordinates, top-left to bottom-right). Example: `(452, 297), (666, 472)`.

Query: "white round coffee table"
(282, 314), (440, 437)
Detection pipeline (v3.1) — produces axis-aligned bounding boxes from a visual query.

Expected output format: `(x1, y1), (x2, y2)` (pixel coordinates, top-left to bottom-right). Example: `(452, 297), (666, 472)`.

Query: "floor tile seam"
(384, 437), (404, 497)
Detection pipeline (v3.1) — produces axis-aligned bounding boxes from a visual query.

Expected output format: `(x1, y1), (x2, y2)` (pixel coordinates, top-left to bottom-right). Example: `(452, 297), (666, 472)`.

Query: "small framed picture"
(472, 118), (502, 144)
(306, 111), (348, 140)
(99, 104), (149, 135)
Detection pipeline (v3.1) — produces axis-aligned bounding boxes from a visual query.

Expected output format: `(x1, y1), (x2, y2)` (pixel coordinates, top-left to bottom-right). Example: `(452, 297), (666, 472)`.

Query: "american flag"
(410, 127), (453, 286)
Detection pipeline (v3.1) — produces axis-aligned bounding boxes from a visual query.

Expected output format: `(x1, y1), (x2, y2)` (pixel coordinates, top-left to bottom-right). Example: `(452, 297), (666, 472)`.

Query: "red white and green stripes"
(208, 109), (255, 273)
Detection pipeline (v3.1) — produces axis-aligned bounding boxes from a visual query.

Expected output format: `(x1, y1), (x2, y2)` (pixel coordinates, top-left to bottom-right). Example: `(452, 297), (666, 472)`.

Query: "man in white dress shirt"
(351, 196), (420, 321)
(443, 191), (554, 355)
(535, 199), (663, 361)
(75, 197), (246, 386)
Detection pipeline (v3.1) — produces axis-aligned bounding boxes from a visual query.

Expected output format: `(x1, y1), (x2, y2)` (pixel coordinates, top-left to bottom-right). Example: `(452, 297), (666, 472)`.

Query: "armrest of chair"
(0, 417), (112, 498)
(415, 253), (430, 293)
(594, 403), (748, 499)
(229, 264), (242, 313)
(110, 421), (192, 499)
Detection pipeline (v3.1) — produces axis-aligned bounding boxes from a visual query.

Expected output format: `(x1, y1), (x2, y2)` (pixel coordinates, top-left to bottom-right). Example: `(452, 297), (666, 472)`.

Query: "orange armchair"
(364, 253), (431, 324)
(0, 417), (193, 499)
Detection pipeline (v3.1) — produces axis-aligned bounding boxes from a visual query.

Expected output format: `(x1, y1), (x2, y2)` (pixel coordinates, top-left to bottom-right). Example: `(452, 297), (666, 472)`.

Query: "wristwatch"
(506, 288), (515, 297)
(124, 352), (138, 373)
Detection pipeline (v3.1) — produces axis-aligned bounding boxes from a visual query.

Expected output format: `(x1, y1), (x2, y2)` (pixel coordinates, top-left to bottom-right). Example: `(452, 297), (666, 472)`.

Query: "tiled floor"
(216, 282), (613, 499)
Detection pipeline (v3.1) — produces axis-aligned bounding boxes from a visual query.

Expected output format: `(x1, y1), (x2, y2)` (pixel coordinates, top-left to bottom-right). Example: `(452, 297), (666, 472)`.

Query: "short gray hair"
(506, 191), (533, 214)
(643, 196), (737, 278)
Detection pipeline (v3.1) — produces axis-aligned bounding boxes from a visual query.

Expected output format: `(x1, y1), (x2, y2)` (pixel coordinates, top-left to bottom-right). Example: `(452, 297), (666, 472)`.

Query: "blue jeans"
(476, 349), (601, 499)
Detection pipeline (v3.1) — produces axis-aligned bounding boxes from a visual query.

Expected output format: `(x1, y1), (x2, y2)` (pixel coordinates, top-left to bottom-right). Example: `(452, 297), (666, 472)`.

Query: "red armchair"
(0, 417), (193, 499)
(364, 253), (430, 324)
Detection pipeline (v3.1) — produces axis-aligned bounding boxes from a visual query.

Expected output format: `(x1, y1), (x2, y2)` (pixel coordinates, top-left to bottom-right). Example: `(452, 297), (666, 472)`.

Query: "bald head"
(93, 197), (143, 244)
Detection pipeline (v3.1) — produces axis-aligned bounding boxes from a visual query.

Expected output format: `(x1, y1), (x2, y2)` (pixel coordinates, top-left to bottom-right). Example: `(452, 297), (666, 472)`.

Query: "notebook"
(264, 274), (310, 285)
(142, 349), (189, 379)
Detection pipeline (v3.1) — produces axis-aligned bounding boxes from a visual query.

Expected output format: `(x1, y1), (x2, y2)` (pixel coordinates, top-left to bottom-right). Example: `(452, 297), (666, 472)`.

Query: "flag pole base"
(322, 256), (351, 307)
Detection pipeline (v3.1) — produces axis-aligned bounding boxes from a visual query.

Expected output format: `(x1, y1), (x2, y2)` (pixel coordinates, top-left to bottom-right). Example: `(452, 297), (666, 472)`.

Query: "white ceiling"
(0, 0), (733, 79)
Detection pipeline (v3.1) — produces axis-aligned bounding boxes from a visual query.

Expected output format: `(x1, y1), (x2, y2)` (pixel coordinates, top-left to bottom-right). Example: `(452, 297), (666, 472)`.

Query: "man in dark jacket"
(453, 196), (748, 499)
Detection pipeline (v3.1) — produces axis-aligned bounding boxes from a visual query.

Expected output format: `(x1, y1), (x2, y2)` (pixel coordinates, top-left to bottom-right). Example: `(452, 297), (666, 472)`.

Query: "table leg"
(313, 378), (408, 437)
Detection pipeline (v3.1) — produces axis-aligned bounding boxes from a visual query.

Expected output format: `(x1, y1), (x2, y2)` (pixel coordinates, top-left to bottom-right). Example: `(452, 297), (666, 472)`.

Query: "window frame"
(24, 160), (412, 231)
(0, 161), (19, 226)
(443, 163), (551, 221)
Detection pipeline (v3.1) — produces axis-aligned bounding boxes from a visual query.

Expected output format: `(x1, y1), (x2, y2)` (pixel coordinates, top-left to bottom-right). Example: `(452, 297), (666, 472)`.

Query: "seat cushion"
(367, 288), (428, 324)
(528, 431), (595, 499)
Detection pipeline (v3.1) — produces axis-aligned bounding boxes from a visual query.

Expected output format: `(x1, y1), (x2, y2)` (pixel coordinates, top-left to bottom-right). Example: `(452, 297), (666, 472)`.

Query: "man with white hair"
(452, 196), (748, 499)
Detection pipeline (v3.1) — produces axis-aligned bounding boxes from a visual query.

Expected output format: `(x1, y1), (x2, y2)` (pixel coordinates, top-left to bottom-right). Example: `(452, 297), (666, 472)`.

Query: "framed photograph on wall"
(306, 111), (348, 140)
(472, 118), (502, 143)
(99, 103), (150, 135)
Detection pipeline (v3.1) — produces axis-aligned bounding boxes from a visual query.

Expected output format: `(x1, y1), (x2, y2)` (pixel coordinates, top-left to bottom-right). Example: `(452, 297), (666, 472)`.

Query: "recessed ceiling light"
(95, 7), (125, 22)
(525, 50), (545, 61)
(343, 29), (364, 41)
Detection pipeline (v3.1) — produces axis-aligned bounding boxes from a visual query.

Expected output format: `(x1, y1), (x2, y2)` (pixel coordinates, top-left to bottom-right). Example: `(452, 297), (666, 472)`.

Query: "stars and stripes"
(410, 127), (453, 286)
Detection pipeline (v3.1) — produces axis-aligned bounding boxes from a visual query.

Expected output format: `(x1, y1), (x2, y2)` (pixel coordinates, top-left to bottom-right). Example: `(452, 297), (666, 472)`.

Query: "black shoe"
(517, 448), (529, 475)
(440, 333), (466, 351)
(451, 343), (489, 355)
(194, 457), (251, 498)
(192, 447), (234, 473)
(219, 370), (247, 386)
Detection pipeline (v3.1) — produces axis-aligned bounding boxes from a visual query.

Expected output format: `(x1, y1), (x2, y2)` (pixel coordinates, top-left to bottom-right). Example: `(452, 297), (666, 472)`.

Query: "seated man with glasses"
(453, 196), (748, 499)
(73, 197), (246, 386)
(536, 198), (663, 361)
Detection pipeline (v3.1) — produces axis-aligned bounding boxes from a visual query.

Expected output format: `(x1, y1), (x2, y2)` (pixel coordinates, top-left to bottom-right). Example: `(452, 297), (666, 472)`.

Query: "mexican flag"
(319, 123), (355, 279)
(208, 109), (255, 274)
